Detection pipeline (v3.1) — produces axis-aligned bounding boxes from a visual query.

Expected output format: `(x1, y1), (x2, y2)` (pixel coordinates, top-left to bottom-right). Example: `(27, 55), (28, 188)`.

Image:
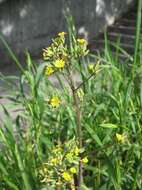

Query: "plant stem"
(75, 71), (97, 92)
(67, 69), (83, 189)
(73, 88), (83, 190)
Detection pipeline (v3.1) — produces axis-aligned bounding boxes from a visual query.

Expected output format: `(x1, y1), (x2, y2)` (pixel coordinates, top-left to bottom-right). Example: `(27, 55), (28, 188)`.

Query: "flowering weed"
(0, 4), (142, 189)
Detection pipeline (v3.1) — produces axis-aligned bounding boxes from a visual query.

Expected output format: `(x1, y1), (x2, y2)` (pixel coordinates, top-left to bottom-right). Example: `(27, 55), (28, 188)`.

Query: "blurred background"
(0, 0), (135, 65)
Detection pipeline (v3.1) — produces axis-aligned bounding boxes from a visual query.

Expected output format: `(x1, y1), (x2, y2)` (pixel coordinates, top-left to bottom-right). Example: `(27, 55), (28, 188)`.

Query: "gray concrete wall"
(0, 0), (135, 63)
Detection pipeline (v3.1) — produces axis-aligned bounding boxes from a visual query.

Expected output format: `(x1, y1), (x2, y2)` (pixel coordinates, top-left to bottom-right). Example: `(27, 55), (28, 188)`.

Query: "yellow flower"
(58, 32), (66, 37)
(116, 133), (126, 143)
(66, 152), (73, 162)
(50, 158), (59, 165)
(45, 65), (54, 76)
(77, 38), (87, 45)
(43, 47), (53, 60)
(74, 146), (79, 156)
(88, 64), (95, 73)
(50, 96), (61, 107)
(62, 171), (72, 182)
(70, 167), (77, 174)
(54, 59), (65, 69)
(82, 157), (88, 164)
(53, 145), (62, 154)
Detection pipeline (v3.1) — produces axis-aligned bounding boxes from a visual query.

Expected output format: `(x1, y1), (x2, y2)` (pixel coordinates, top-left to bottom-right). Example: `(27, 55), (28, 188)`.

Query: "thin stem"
(78, 57), (86, 92)
(67, 68), (83, 189)
(75, 72), (97, 92)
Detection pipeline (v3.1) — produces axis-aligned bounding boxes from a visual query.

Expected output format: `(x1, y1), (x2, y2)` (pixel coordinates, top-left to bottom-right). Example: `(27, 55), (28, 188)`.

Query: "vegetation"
(0, 1), (142, 189)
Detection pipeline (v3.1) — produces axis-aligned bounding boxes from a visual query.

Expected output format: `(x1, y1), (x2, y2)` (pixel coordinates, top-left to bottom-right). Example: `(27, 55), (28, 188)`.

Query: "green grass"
(0, 1), (142, 189)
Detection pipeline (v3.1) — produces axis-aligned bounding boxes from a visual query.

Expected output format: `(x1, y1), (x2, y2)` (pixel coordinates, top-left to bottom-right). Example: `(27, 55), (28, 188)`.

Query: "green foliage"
(0, 2), (142, 189)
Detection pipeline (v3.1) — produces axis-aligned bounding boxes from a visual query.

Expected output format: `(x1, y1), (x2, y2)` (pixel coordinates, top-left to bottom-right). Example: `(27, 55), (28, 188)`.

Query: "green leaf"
(100, 123), (118, 129)
(85, 124), (103, 147)
(15, 144), (32, 190)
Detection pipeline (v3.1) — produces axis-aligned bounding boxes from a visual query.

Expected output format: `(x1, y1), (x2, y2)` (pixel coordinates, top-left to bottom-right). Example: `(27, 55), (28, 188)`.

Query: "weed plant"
(0, 1), (142, 189)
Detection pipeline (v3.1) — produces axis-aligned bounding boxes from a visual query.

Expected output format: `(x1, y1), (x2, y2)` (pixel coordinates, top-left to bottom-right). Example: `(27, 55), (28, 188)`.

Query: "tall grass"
(0, 1), (142, 189)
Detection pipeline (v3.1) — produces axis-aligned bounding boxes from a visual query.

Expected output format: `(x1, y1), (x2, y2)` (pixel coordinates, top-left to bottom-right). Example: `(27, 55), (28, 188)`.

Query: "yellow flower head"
(50, 96), (61, 107)
(43, 47), (53, 60)
(82, 157), (88, 164)
(53, 145), (62, 154)
(45, 65), (54, 76)
(88, 64), (95, 73)
(50, 158), (59, 165)
(70, 167), (77, 174)
(116, 133), (126, 143)
(77, 38), (87, 46)
(62, 171), (72, 182)
(54, 59), (65, 69)
(58, 32), (66, 37)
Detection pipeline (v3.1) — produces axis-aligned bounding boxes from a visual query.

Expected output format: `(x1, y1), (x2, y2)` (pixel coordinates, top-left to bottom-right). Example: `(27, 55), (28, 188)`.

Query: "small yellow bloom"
(77, 38), (87, 45)
(116, 133), (126, 143)
(54, 59), (65, 69)
(82, 157), (88, 164)
(53, 145), (62, 153)
(74, 146), (79, 156)
(88, 64), (95, 73)
(62, 171), (72, 182)
(70, 167), (77, 174)
(50, 96), (61, 107)
(66, 152), (73, 162)
(51, 158), (59, 165)
(42, 165), (48, 173)
(58, 32), (66, 37)
(43, 47), (53, 60)
(45, 65), (54, 76)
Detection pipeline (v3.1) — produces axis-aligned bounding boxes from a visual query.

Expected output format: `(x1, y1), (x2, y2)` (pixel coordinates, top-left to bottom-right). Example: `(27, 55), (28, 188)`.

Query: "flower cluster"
(38, 140), (88, 189)
(76, 38), (89, 57)
(43, 32), (89, 76)
(43, 32), (68, 76)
